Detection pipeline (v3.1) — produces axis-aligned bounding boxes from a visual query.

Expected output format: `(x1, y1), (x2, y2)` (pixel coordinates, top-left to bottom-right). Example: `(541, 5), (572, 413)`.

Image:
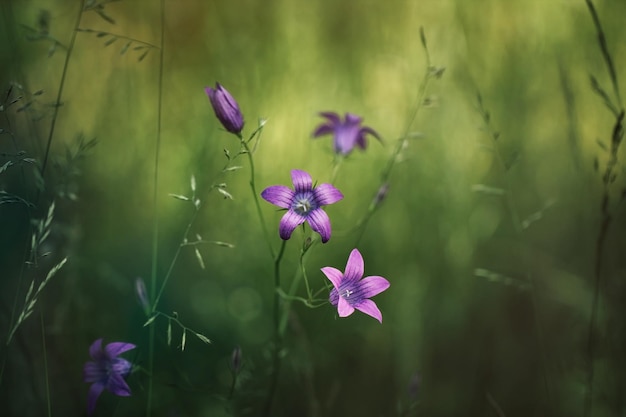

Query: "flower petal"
(110, 358), (133, 378)
(319, 111), (341, 124)
(306, 208), (332, 243)
(107, 372), (132, 397)
(361, 126), (381, 141)
(279, 210), (306, 240)
(329, 288), (339, 306)
(337, 297), (355, 317)
(83, 361), (105, 383)
(290, 170), (312, 193)
(87, 382), (105, 415)
(312, 123), (334, 138)
(104, 342), (136, 359)
(344, 249), (364, 281)
(345, 113), (363, 125)
(321, 266), (343, 290)
(357, 275), (390, 299)
(261, 185), (295, 209)
(354, 299), (383, 323)
(89, 338), (104, 360)
(313, 183), (343, 206)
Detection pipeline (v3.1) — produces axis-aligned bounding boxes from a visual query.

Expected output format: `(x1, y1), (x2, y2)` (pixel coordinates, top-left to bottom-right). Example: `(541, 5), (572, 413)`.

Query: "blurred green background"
(2, 0), (626, 416)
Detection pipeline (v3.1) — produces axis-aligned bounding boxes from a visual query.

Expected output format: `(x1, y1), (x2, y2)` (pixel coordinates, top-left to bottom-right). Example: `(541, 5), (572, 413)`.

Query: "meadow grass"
(1, 1), (626, 416)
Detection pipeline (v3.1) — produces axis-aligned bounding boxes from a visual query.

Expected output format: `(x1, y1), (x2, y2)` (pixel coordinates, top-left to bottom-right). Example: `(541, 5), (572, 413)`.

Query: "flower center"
(342, 289), (353, 298)
(292, 193), (315, 215)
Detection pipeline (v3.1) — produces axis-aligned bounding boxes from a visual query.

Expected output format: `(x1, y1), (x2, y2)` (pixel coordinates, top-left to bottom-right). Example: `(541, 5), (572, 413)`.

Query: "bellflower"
(83, 338), (136, 415)
(205, 82), (244, 134)
(261, 169), (343, 243)
(312, 112), (381, 155)
(322, 248), (390, 323)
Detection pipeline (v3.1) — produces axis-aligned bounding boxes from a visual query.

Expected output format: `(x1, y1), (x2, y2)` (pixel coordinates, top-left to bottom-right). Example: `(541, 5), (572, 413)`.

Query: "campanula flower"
(261, 169), (343, 243)
(322, 248), (390, 323)
(83, 338), (136, 415)
(205, 82), (244, 135)
(312, 112), (381, 155)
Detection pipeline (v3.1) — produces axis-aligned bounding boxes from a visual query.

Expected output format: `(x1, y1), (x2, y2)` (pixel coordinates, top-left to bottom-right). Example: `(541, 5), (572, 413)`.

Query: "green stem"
(153, 209), (199, 311)
(329, 155), (344, 184)
(240, 137), (275, 258)
(262, 239), (286, 417)
(147, 1), (166, 416)
(40, 311), (51, 417)
(40, 0), (84, 179)
(351, 40), (433, 247)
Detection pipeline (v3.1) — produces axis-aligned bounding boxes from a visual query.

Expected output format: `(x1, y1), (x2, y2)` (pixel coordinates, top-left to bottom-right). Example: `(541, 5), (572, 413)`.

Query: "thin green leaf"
(195, 332), (212, 345)
(168, 193), (189, 201)
(217, 188), (233, 200)
(143, 315), (158, 327)
(138, 49), (150, 62)
(194, 247), (205, 270)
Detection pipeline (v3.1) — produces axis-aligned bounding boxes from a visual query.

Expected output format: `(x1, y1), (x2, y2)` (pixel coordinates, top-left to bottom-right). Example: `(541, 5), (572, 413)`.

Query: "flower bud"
(230, 345), (242, 373)
(135, 277), (149, 314)
(205, 83), (244, 135)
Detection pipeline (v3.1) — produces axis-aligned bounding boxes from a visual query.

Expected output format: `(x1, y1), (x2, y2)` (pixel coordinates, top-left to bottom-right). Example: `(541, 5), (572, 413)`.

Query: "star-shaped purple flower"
(322, 248), (390, 323)
(83, 338), (136, 415)
(312, 112), (381, 155)
(261, 169), (343, 243)
(205, 82), (244, 135)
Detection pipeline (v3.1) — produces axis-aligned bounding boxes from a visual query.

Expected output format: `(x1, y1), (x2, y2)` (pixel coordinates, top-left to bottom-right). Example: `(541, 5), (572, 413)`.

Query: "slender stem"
(329, 155), (344, 184)
(582, 3), (624, 414)
(300, 247), (313, 301)
(476, 97), (552, 409)
(241, 138), (275, 258)
(39, 0), (84, 178)
(228, 372), (238, 400)
(263, 239), (286, 417)
(147, 1), (166, 416)
(351, 40), (433, 247)
(584, 112), (624, 417)
(40, 311), (51, 417)
(153, 209), (199, 310)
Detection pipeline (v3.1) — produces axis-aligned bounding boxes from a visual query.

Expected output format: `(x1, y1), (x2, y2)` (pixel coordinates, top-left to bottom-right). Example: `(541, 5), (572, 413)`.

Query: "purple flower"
(322, 248), (390, 323)
(261, 169), (343, 243)
(205, 82), (244, 135)
(312, 112), (381, 155)
(83, 338), (136, 415)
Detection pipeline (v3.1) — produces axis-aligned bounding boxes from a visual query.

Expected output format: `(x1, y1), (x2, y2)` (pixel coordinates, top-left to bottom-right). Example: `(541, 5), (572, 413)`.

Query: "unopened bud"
(135, 277), (150, 314)
(230, 345), (242, 373)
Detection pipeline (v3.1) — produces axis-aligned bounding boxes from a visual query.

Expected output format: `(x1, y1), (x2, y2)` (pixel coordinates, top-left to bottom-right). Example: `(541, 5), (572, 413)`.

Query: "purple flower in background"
(83, 338), (136, 415)
(312, 112), (381, 155)
(322, 248), (390, 323)
(261, 169), (343, 243)
(205, 82), (244, 135)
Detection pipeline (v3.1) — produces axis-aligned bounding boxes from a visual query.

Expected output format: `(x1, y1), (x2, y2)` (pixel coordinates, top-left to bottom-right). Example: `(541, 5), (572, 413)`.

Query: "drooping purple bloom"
(312, 112), (381, 155)
(322, 248), (390, 323)
(261, 169), (343, 243)
(205, 82), (244, 135)
(83, 338), (136, 415)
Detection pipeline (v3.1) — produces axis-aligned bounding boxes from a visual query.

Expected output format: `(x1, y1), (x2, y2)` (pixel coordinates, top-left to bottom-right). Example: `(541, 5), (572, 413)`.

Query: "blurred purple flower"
(312, 112), (381, 155)
(261, 169), (343, 243)
(205, 82), (244, 135)
(83, 338), (136, 415)
(322, 248), (390, 323)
